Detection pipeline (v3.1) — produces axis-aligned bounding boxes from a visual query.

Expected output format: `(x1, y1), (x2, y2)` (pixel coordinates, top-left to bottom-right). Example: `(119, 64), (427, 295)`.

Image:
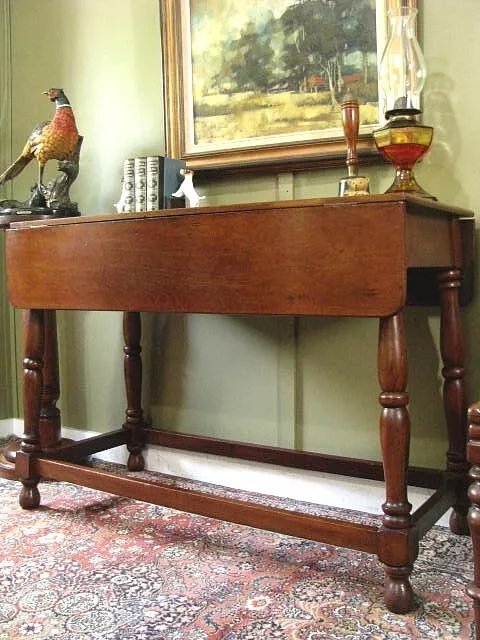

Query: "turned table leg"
(3, 309), (64, 465)
(16, 309), (44, 509)
(38, 310), (62, 449)
(439, 269), (470, 534)
(377, 311), (415, 613)
(123, 311), (145, 471)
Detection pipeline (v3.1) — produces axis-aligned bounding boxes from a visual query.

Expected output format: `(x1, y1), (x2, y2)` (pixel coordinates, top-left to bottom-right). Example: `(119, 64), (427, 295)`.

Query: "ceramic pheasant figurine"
(0, 88), (79, 193)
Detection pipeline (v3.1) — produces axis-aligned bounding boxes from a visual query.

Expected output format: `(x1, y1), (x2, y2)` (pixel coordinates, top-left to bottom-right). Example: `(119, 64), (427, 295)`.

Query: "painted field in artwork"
(194, 91), (379, 144)
(189, 0), (379, 145)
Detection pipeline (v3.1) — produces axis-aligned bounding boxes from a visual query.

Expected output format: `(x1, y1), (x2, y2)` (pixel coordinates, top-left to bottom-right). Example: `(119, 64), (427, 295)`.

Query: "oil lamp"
(373, 0), (434, 198)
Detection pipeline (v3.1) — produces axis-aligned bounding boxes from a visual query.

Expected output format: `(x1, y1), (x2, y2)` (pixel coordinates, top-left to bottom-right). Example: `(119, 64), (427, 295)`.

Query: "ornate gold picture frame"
(161, 0), (386, 175)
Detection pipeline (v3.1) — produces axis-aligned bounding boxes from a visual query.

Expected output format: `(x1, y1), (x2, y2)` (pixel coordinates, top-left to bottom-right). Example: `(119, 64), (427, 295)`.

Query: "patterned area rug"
(0, 465), (474, 639)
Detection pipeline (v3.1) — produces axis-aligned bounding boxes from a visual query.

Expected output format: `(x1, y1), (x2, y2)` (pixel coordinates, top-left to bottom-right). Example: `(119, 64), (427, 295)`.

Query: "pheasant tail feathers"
(0, 155), (32, 186)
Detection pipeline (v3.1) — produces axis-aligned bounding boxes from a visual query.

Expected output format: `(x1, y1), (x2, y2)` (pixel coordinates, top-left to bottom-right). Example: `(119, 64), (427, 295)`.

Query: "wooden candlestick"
(338, 98), (370, 196)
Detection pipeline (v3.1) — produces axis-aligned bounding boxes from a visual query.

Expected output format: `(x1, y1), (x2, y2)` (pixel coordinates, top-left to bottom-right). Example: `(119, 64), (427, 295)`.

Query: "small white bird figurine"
(114, 180), (127, 213)
(172, 169), (205, 208)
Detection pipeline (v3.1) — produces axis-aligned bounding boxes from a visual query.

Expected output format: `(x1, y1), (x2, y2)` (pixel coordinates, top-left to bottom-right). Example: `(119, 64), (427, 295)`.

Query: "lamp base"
(373, 117), (434, 200)
(385, 166), (436, 200)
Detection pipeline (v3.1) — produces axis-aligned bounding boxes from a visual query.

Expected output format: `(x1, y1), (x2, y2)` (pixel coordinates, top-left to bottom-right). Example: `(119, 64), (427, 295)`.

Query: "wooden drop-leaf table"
(3, 194), (476, 618)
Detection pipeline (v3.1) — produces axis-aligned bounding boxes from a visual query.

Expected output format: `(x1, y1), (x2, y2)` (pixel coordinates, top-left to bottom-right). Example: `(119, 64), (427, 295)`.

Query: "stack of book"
(122, 156), (186, 213)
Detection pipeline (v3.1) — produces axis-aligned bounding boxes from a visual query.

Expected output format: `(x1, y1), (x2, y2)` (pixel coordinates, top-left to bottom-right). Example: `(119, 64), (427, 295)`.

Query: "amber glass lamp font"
(373, 0), (434, 198)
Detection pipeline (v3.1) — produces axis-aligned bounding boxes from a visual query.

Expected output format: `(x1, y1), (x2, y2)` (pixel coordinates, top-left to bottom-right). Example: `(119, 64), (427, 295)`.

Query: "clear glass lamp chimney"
(379, 0), (426, 118)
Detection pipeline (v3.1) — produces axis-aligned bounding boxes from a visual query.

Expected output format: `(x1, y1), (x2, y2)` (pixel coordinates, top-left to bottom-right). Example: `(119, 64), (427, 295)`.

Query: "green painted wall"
(0, 0), (12, 419)
(3, 0), (480, 469)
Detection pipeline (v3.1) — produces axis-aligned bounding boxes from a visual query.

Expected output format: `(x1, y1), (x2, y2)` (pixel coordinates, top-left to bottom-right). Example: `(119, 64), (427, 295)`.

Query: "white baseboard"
(0, 418), (21, 434)
(0, 420), (450, 526)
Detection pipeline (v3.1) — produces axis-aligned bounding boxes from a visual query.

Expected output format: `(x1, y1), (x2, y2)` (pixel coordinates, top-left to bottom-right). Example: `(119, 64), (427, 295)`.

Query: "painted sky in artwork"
(190, 0), (294, 65)
(190, 0), (294, 39)
(190, 0), (376, 55)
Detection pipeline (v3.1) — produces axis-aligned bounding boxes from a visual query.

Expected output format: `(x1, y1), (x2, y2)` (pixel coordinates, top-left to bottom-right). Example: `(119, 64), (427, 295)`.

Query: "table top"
(5, 194), (474, 317)
(6, 192), (474, 229)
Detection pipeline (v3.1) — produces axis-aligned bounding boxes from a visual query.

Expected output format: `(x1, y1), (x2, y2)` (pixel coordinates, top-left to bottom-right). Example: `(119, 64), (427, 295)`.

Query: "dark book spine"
(146, 156), (186, 209)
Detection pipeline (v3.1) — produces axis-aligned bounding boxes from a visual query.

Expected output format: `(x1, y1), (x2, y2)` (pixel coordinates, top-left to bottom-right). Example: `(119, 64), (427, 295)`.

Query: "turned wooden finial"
(341, 96), (360, 178)
(338, 94), (369, 196)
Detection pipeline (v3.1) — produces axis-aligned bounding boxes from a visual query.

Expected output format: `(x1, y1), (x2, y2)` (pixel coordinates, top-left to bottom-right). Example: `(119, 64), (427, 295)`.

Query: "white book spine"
(122, 158), (135, 213)
(134, 156), (147, 212)
(146, 156), (160, 211)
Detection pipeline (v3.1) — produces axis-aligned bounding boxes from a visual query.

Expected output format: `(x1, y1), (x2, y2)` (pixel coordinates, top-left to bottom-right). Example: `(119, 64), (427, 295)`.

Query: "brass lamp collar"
(385, 108), (421, 121)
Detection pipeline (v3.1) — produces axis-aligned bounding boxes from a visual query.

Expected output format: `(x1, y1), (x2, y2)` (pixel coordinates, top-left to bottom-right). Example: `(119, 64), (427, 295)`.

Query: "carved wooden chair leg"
(377, 312), (416, 613)
(439, 269), (470, 534)
(123, 311), (145, 471)
(17, 309), (45, 509)
(467, 402), (480, 638)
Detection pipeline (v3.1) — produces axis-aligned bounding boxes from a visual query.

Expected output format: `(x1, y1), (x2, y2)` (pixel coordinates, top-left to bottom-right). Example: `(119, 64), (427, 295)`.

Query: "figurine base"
(0, 203), (80, 223)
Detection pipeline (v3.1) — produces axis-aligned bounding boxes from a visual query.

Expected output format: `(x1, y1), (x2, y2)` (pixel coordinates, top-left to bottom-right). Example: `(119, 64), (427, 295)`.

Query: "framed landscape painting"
(161, 0), (386, 174)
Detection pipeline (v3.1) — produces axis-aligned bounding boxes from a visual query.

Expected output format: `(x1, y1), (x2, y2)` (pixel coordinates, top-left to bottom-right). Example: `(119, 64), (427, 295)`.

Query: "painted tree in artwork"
(228, 20), (275, 91)
(282, 0), (343, 107)
(281, 0), (376, 106)
(335, 0), (377, 83)
(346, 2), (377, 83)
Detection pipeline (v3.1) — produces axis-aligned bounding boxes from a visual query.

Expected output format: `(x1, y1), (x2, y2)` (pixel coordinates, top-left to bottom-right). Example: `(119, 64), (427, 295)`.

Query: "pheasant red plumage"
(30, 105), (78, 167)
